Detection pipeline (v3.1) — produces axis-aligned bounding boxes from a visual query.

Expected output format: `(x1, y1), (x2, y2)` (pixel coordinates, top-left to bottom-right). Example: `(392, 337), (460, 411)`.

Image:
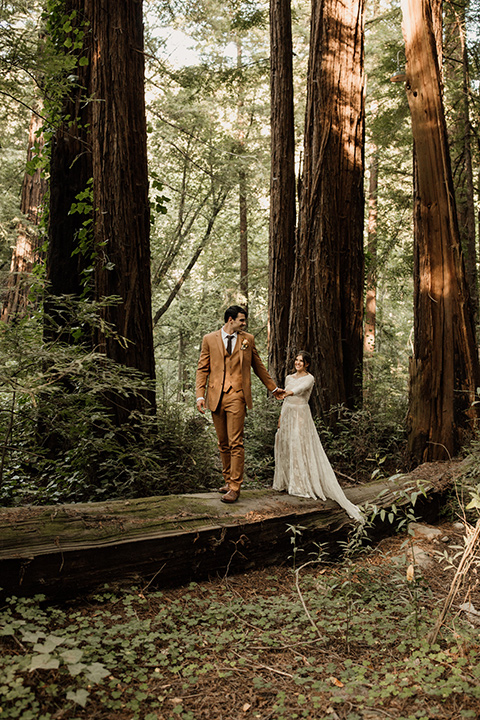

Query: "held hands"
(273, 388), (293, 400)
(198, 390), (291, 408)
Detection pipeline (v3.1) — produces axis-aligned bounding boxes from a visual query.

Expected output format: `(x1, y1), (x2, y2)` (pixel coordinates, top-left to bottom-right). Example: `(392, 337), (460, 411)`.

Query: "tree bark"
(236, 39), (249, 307)
(364, 150), (378, 357)
(0, 463), (457, 598)
(239, 167), (248, 305)
(289, 0), (365, 420)
(363, 0), (379, 360)
(45, 1), (93, 339)
(402, 0), (480, 463)
(268, 0), (296, 387)
(444, 0), (477, 321)
(90, 0), (156, 420)
(1, 108), (46, 322)
(177, 329), (188, 403)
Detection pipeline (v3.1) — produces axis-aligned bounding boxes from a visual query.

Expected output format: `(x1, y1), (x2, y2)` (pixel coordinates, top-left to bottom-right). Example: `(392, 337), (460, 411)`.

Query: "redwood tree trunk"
(236, 40), (249, 307)
(444, 0), (477, 321)
(45, 1), (92, 339)
(402, 0), (480, 463)
(364, 151), (378, 357)
(364, 0), (379, 360)
(91, 0), (156, 420)
(2, 108), (46, 322)
(268, 0), (296, 387)
(239, 167), (248, 305)
(289, 0), (365, 420)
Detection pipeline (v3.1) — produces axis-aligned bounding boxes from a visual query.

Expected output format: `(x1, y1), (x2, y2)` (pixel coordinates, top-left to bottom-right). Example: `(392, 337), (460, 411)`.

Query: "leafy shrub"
(0, 304), (218, 506)
(315, 403), (408, 483)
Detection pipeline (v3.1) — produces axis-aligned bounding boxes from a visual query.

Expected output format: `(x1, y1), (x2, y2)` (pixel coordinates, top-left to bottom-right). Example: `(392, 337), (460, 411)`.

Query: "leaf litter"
(0, 520), (479, 719)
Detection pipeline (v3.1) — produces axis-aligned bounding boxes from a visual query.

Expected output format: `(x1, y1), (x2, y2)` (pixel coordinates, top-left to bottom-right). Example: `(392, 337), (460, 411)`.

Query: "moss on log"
(0, 461), (460, 599)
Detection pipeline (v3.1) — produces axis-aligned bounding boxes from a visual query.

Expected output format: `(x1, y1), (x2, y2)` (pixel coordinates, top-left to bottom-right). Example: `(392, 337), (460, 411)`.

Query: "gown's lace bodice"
(273, 373), (363, 522)
(283, 373), (314, 405)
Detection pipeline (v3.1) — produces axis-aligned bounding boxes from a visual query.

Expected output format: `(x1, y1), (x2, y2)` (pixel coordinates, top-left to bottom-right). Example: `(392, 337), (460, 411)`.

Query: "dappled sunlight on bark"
(401, 0), (480, 463)
(1, 110), (46, 322)
(289, 0), (365, 423)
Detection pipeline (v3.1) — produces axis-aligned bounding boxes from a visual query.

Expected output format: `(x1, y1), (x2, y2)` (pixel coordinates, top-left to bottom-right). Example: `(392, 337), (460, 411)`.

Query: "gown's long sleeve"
(288, 374), (314, 396)
(273, 374), (363, 522)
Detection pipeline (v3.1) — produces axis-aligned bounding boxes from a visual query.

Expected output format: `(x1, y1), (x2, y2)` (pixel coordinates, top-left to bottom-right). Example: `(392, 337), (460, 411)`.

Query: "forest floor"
(1, 514), (480, 720)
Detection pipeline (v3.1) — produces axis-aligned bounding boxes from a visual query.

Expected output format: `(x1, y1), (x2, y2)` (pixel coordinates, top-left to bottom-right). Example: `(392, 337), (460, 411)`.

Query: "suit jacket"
(196, 329), (276, 411)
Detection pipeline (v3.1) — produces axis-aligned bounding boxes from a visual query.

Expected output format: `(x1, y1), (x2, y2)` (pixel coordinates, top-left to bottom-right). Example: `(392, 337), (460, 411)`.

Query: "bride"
(273, 351), (363, 522)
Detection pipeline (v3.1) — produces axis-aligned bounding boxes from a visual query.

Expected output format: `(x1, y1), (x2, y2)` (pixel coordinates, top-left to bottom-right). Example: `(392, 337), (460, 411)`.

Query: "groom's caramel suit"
(196, 330), (276, 492)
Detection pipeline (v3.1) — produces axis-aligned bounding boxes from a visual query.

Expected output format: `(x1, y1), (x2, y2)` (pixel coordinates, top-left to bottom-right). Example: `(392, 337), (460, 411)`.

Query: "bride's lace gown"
(273, 373), (363, 522)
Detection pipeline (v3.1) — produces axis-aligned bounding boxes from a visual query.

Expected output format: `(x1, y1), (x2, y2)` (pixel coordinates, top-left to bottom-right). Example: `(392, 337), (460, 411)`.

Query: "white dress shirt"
(221, 328), (238, 353)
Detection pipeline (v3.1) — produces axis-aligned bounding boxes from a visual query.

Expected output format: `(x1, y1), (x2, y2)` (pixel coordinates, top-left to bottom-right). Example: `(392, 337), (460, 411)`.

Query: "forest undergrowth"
(1, 516), (480, 720)
(0, 301), (410, 507)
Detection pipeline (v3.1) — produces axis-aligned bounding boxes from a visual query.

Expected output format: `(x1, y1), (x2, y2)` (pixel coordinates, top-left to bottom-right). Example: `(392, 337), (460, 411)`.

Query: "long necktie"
(226, 334), (234, 355)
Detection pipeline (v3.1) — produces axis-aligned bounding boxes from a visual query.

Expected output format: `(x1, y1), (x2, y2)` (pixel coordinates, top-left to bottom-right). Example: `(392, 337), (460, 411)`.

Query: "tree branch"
(153, 192), (229, 325)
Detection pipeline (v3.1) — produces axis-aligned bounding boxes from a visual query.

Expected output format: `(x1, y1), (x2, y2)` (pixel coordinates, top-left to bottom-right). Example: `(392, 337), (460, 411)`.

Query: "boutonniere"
(241, 339), (249, 351)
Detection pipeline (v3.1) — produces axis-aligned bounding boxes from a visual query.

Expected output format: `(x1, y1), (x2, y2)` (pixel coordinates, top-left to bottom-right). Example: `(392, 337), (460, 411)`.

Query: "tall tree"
(364, 150), (378, 357)
(1, 107), (46, 322)
(236, 38), (249, 307)
(363, 0), (380, 359)
(402, 0), (480, 463)
(45, 0), (93, 339)
(288, 0), (365, 420)
(268, 0), (296, 387)
(444, 0), (478, 321)
(90, 0), (156, 420)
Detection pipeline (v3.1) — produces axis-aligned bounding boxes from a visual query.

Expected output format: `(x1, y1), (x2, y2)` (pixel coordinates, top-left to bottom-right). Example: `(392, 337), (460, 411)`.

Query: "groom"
(196, 305), (281, 503)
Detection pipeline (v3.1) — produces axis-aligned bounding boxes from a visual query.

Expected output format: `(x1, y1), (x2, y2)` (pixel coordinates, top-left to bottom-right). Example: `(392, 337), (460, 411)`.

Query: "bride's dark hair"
(295, 350), (312, 372)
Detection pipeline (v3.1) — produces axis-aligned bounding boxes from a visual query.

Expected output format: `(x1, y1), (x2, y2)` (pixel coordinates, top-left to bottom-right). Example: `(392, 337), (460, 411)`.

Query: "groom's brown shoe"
(218, 485), (230, 494)
(220, 489), (240, 504)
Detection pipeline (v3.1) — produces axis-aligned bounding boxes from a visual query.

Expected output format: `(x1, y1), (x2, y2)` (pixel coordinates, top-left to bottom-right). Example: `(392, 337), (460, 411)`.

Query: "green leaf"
(66, 689), (90, 707)
(466, 498), (480, 510)
(22, 631), (45, 643)
(67, 662), (87, 676)
(34, 635), (65, 653)
(60, 648), (84, 664)
(29, 654), (60, 671)
(0, 624), (16, 636)
(85, 662), (110, 683)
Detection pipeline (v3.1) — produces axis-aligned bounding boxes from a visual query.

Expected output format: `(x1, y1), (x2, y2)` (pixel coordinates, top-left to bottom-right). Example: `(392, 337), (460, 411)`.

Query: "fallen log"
(0, 460), (462, 599)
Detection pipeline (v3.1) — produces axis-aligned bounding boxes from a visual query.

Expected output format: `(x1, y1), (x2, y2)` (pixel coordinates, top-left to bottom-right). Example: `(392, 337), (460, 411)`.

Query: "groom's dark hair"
(224, 305), (247, 323)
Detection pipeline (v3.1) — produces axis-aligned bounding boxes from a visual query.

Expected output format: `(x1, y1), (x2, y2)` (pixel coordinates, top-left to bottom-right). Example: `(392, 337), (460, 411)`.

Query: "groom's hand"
(273, 387), (285, 400)
(196, 397), (206, 414)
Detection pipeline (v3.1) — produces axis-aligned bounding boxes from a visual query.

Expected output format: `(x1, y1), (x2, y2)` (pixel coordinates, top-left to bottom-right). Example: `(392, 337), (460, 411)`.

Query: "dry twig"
(427, 518), (480, 645)
(295, 560), (323, 640)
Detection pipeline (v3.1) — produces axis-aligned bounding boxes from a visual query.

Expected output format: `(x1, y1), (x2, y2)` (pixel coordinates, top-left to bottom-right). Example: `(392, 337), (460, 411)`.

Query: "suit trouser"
(211, 388), (247, 493)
